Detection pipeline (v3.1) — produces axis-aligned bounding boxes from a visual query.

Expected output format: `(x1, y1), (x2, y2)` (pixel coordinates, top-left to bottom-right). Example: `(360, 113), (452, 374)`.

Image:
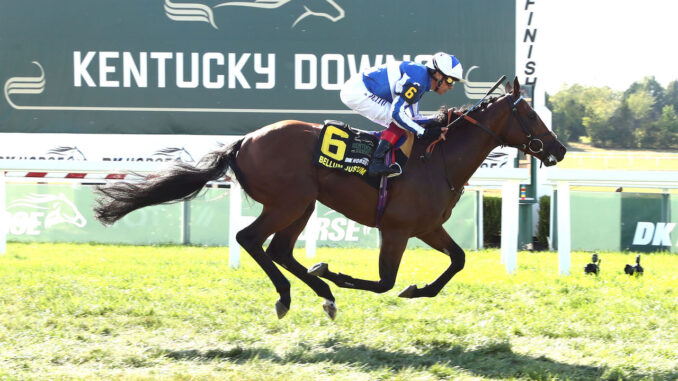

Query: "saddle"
(314, 120), (413, 190)
(314, 120), (414, 227)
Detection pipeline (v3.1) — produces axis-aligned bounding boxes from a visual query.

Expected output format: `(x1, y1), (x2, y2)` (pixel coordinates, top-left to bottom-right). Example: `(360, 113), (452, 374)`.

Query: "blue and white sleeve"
(391, 75), (426, 135)
(410, 103), (438, 126)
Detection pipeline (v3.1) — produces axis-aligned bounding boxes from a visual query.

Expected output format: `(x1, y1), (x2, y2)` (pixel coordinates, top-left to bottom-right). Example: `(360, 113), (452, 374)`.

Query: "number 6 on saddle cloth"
(314, 120), (412, 189)
(314, 120), (412, 225)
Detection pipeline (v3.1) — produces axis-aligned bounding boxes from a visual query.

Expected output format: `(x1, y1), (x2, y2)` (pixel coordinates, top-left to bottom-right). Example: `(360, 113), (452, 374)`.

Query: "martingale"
(313, 121), (409, 186)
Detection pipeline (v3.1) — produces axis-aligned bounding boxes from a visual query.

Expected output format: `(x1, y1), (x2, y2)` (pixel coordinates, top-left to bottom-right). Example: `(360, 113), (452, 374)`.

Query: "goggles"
(444, 76), (458, 85)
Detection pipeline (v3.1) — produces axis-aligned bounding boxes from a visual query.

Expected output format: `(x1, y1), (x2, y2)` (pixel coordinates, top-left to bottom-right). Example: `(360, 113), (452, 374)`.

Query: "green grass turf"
(0, 242), (676, 380)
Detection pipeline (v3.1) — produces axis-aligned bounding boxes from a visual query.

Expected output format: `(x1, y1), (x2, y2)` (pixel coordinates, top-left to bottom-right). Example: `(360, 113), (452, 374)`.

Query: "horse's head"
(499, 77), (566, 166)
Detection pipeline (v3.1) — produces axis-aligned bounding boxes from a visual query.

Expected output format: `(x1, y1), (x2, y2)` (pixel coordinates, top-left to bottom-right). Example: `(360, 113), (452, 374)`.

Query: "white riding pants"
(340, 74), (392, 128)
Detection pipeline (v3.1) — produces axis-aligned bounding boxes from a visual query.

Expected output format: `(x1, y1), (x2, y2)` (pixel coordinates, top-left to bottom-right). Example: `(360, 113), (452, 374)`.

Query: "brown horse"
(94, 78), (566, 319)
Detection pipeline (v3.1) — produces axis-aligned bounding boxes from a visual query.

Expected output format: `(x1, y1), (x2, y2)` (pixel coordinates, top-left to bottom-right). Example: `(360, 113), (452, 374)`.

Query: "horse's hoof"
(308, 262), (328, 276)
(275, 300), (290, 319)
(323, 299), (337, 320)
(398, 284), (417, 298)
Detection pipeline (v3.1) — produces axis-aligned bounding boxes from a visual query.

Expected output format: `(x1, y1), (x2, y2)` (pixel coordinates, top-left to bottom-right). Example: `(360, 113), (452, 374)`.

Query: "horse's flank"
(234, 119), (464, 235)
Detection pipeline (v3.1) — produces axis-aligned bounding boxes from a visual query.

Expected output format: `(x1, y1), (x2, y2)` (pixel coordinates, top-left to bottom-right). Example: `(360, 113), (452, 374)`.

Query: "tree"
(625, 76), (665, 120)
(627, 90), (655, 120)
(608, 101), (637, 147)
(548, 77), (678, 150)
(581, 87), (621, 147)
(547, 84), (587, 143)
(653, 105), (678, 149)
(625, 90), (656, 148)
(665, 81), (678, 111)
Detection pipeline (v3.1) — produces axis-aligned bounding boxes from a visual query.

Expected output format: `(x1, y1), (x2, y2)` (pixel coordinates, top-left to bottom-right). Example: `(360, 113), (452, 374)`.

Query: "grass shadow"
(157, 341), (677, 380)
(158, 346), (268, 361)
(303, 342), (603, 380)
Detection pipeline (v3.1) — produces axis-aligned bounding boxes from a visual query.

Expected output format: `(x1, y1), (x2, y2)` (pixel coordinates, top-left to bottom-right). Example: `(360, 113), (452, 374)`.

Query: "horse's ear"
(505, 81), (512, 94)
(513, 77), (520, 96)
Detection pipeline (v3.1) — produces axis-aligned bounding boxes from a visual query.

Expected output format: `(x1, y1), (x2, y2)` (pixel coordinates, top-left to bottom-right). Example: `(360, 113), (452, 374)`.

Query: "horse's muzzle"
(542, 140), (567, 167)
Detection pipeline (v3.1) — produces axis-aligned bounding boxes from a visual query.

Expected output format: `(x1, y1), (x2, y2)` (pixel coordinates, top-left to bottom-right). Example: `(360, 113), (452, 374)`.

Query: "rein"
(422, 94), (556, 192)
(424, 94), (553, 158)
(423, 103), (503, 159)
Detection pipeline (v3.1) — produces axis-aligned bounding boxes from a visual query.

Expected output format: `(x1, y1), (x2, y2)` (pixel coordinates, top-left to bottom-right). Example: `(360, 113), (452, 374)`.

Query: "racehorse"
(94, 78), (566, 319)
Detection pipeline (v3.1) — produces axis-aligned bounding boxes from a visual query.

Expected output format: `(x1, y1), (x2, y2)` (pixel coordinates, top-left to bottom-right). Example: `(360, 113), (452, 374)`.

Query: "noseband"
(506, 95), (552, 154)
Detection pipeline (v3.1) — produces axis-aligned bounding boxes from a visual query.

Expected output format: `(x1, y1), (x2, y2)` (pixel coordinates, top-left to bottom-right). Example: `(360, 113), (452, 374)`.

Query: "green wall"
(4, 183), (478, 250)
(566, 191), (678, 252)
(570, 192), (621, 251)
(1, 1), (516, 135)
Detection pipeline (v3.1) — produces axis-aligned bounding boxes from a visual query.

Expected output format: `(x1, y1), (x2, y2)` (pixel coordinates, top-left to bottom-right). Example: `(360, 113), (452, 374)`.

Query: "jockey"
(340, 52), (463, 177)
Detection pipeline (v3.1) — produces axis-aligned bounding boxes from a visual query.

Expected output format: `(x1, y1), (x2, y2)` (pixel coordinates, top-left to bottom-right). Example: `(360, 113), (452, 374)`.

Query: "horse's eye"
(528, 111), (537, 119)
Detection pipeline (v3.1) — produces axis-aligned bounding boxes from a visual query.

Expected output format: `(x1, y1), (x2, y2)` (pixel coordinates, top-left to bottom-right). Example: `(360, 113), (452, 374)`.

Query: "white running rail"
(1, 160), (529, 274)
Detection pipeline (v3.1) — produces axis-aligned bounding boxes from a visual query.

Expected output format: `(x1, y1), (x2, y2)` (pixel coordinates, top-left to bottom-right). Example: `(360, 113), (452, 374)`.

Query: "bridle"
(505, 94), (554, 154)
(423, 93), (557, 192)
(455, 94), (553, 153)
(425, 93), (554, 157)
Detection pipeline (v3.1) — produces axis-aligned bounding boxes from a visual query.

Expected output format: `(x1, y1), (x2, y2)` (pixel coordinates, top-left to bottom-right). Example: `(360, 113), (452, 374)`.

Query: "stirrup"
(368, 162), (398, 177)
(386, 163), (402, 178)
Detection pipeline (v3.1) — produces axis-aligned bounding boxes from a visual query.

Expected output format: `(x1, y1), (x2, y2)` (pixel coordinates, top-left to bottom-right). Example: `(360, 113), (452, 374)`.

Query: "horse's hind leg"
(236, 204), (310, 319)
(309, 230), (408, 294)
(397, 226), (465, 298)
(266, 203), (338, 319)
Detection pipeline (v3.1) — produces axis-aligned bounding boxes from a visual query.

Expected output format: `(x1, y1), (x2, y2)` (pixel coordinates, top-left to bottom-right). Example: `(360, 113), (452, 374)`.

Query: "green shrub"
(537, 195), (550, 248)
(483, 196), (501, 247)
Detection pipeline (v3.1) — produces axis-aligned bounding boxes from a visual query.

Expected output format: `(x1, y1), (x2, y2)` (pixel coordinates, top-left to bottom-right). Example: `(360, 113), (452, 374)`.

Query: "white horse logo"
(164, 0), (344, 29)
(46, 146), (87, 161)
(152, 147), (196, 162)
(8, 193), (87, 228)
(463, 66), (506, 100)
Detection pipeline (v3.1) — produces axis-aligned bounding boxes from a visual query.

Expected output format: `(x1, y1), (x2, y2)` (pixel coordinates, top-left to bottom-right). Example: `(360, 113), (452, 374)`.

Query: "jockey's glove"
(420, 126), (443, 140)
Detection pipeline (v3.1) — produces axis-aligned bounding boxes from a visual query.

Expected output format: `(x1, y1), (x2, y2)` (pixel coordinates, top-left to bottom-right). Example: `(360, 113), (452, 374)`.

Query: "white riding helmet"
(426, 52), (464, 82)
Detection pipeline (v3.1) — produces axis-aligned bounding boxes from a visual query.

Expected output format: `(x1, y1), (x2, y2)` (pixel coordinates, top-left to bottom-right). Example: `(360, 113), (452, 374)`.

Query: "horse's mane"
(425, 96), (502, 129)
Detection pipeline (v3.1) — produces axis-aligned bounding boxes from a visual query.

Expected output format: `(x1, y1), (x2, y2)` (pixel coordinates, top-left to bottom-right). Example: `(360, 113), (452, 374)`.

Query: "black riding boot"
(367, 140), (400, 177)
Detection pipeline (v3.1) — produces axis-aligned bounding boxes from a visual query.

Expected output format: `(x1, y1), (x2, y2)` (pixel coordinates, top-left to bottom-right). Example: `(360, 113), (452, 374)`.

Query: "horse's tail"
(94, 138), (244, 226)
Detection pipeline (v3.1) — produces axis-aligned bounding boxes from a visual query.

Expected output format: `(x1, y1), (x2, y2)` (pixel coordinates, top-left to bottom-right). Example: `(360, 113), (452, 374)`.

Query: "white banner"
(0, 132), (516, 169)
(0, 133), (240, 163)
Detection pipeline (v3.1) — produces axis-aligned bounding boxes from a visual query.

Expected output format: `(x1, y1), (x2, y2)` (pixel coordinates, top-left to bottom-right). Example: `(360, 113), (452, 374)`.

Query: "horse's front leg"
(397, 226), (465, 298)
(308, 230), (408, 294)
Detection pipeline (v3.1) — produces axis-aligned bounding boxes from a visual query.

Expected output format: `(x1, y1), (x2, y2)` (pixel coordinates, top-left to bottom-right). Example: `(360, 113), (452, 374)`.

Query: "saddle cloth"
(313, 120), (411, 189)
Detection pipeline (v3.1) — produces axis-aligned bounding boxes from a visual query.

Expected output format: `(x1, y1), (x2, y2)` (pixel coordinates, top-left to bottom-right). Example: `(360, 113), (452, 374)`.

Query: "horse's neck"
(448, 127), (498, 181)
(442, 109), (507, 187)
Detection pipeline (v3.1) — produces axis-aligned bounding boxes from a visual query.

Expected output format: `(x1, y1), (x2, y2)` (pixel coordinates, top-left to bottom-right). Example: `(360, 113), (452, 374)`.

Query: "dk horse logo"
(152, 147), (196, 162)
(46, 146), (88, 161)
(164, 0), (345, 29)
(7, 193), (87, 234)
